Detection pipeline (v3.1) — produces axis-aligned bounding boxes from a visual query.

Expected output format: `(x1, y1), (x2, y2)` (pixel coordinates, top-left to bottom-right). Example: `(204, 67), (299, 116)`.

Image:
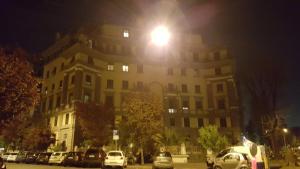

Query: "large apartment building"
(41, 24), (241, 151)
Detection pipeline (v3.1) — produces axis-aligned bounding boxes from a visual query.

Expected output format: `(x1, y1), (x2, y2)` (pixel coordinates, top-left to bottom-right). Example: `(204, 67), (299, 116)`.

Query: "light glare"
(151, 25), (170, 46)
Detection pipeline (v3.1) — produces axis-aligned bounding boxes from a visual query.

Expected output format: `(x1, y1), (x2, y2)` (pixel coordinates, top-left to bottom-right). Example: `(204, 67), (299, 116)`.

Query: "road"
(6, 163), (300, 169)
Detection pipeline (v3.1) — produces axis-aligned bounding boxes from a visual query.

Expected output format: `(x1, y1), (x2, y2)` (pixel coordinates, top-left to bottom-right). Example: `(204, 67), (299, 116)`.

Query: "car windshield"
(11, 153), (17, 155)
(108, 152), (122, 156)
(53, 153), (61, 156)
(157, 152), (171, 157)
(216, 149), (230, 158)
(86, 149), (98, 154)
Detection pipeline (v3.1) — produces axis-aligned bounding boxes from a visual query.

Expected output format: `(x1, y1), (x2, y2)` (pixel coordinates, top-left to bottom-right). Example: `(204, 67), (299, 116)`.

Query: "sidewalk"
(129, 162), (206, 169)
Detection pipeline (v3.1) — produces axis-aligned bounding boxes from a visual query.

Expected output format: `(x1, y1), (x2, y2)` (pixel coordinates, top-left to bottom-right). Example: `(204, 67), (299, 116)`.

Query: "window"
(217, 99), (226, 109)
(215, 67), (221, 75)
(214, 52), (220, 60)
(46, 71), (49, 78)
(107, 64), (114, 71)
(65, 113), (69, 125)
(105, 95), (114, 107)
(181, 68), (186, 76)
(195, 100), (203, 110)
(85, 75), (92, 84)
(88, 56), (94, 64)
(193, 52), (199, 62)
(122, 80), (129, 90)
(107, 79), (114, 89)
(68, 93), (73, 106)
(182, 84), (188, 93)
(122, 65), (129, 72)
(54, 116), (58, 126)
(168, 83), (175, 92)
(60, 63), (64, 71)
(184, 118), (190, 127)
(71, 75), (75, 84)
(84, 94), (91, 103)
(217, 84), (224, 93)
(123, 29), (129, 38)
(48, 97), (53, 111)
(170, 118), (175, 127)
(45, 87), (48, 95)
(195, 85), (201, 93)
(220, 118), (227, 128)
(56, 96), (61, 108)
(168, 109), (176, 113)
(137, 64), (143, 73)
(52, 84), (55, 91)
(182, 99), (189, 110)
(137, 81), (143, 90)
(59, 80), (63, 88)
(167, 68), (173, 75)
(52, 67), (57, 75)
(198, 118), (204, 128)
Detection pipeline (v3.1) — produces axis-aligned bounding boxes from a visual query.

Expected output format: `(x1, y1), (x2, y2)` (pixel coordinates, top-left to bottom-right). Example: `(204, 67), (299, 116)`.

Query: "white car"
(48, 152), (68, 165)
(104, 151), (127, 169)
(6, 153), (18, 162)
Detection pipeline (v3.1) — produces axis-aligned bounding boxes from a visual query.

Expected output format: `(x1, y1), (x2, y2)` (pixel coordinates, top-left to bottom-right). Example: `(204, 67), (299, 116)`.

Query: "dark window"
(68, 93), (73, 106)
(105, 95), (114, 107)
(195, 85), (201, 93)
(215, 67), (221, 75)
(170, 118), (175, 127)
(167, 68), (173, 75)
(122, 80), (129, 90)
(107, 79), (114, 89)
(56, 96), (61, 108)
(214, 52), (220, 60)
(52, 67), (57, 75)
(217, 84), (224, 93)
(182, 84), (188, 93)
(48, 97), (53, 110)
(71, 75), (75, 84)
(52, 84), (55, 90)
(184, 118), (190, 127)
(54, 116), (58, 126)
(88, 56), (94, 65)
(59, 80), (63, 88)
(137, 64), (143, 73)
(181, 68), (186, 76)
(65, 113), (69, 125)
(168, 83), (175, 92)
(60, 63), (64, 71)
(70, 56), (75, 63)
(220, 118), (227, 128)
(193, 52), (199, 62)
(195, 100), (203, 109)
(168, 97), (177, 108)
(137, 81), (143, 90)
(198, 118), (204, 128)
(86, 75), (92, 84)
(217, 99), (226, 109)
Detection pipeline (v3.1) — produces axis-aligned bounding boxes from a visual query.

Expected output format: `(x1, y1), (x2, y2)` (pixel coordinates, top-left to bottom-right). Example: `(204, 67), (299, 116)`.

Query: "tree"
(123, 92), (163, 164)
(75, 102), (114, 147)
(198, 125), (229, 153)
(0, 48), (39, 129)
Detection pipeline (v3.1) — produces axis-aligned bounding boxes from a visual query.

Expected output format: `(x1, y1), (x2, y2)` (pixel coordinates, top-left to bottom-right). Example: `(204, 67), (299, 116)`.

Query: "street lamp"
(151, 25), (171, 46)
(283, 128), (288, 148)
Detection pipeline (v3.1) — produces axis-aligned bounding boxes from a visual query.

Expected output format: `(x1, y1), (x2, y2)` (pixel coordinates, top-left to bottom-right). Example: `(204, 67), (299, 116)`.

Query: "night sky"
(1, 0), (300, 127)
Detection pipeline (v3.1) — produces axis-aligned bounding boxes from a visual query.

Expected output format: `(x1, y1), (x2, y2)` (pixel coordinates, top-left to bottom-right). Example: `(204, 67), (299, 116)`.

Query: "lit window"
(123, 29), (129, 38)
(168, 108), (176, 114)
(122, 65), (129, 72)
(107, 64), (114, 71)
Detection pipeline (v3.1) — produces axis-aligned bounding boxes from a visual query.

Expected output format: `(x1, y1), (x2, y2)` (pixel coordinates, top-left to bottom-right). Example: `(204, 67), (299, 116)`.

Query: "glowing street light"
(283, 128), (288, 148)
(151, 25), (171, 46)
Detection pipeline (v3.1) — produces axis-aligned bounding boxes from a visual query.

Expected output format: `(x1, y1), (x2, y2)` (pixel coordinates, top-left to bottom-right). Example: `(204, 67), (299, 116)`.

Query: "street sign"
(113, 130), (119, 140)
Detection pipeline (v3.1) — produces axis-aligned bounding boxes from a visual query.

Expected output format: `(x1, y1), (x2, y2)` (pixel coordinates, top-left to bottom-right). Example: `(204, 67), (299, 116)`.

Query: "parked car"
(62, 152), (84, 167)
(1, 153), (10, 162)
(36, 152), (52, 164)
(24, 152), (39, 163)
(152, 151), (173, 169)
(48, 152), (68, 165)
(0, 157), (6, 169)
(104, 150), (127, 169)
(81, 148), (106, 167)
(15, 151), (28, 163)
(6, 153), (18, 162)
(214, 152), (250, 169)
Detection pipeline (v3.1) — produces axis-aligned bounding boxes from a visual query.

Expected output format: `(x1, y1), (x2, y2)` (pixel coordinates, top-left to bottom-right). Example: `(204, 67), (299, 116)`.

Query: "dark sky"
(1, 0), (300, 127)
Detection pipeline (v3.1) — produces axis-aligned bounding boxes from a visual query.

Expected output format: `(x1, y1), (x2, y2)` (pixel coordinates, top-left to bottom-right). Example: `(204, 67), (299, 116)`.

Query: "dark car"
(36, 152), (52, 164)
(24, 152), (39, 164)
(81, 148), (106, 167)
(62, 152), (83, 167)
(15, 152), (28, 163)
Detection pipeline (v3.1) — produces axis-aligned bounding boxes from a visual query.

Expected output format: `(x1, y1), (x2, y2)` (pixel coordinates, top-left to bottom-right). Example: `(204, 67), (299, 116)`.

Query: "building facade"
(41, 24), (241, 151)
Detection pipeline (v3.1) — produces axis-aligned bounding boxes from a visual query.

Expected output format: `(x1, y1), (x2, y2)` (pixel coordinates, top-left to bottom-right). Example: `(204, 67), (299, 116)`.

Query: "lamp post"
(283, 128), (288, 148)
(151, 25), (171, 46)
